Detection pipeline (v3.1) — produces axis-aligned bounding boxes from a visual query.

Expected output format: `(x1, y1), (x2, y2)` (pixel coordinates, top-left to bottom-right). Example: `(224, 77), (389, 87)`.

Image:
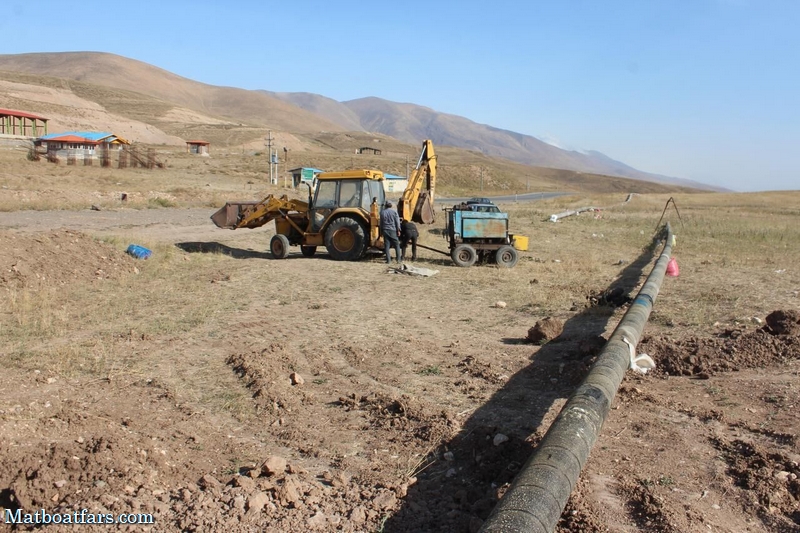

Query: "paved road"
(0, 207), (231, 244)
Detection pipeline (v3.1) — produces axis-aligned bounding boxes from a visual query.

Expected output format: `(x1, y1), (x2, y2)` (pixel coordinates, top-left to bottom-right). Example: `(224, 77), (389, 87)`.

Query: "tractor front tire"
(270, 234), (290, 259)
(324, 217), (367, 261)
(451, 244), (477, 267)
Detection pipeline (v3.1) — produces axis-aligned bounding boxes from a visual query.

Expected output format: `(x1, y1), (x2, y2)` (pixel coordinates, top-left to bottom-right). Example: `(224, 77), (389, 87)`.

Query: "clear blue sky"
(2, 0), (798, 191)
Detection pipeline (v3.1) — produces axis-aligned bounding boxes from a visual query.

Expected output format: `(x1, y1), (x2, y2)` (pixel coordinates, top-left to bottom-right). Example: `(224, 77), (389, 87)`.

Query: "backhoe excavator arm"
(398, 139), (437, 224)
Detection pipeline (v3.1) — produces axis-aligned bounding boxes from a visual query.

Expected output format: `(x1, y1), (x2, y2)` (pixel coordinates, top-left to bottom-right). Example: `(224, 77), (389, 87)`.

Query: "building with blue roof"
(384, 173), (408, 194)
(36, 131), (130, 152)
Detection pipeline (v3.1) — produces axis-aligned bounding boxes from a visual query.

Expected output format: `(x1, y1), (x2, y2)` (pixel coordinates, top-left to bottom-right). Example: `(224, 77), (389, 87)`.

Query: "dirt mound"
(766, 309), (800, 336)
(526, 317), (564, 344)
(642, 319), (800, 377)
(337, 392), (454, 446)
(0, 230), (138, 290)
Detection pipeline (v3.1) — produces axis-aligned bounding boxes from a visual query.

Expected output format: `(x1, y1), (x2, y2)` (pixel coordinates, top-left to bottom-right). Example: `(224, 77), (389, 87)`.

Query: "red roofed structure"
(186, 140), (210, 155)
(0, 108), (49, 137)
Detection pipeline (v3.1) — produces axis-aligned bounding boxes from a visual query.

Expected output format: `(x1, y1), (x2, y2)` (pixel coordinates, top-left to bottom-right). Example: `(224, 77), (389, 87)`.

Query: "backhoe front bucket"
(211, 202), (260, 229)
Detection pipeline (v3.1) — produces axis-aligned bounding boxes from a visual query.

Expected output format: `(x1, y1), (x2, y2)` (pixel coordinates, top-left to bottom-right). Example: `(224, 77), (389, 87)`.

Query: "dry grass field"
(1, 144), (799, 532)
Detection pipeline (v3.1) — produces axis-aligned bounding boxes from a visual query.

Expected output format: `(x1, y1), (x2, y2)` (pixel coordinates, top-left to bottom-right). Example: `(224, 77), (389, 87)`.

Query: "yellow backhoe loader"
(211, 140), (437, 261)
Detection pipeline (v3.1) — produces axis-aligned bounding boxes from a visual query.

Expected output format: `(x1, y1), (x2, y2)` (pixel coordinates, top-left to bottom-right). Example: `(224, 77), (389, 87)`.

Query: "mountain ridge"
(268, 92), (721, 191)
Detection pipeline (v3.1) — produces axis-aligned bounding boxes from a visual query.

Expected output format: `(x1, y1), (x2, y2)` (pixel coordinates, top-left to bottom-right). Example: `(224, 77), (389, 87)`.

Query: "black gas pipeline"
(479, 222), (675, 533)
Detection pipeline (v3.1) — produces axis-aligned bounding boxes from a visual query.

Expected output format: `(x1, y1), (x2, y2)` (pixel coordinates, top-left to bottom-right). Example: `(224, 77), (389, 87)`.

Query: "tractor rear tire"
(495, 245), (519, 268)
(300, 245), (317, 257)
(451, 244), (477, 267)
(270, 234), (290, 259)
(324, 216), (367, 261)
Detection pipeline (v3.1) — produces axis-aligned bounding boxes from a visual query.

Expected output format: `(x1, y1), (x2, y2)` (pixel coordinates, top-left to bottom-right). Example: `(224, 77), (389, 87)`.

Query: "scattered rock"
(276, 477), (301, 506)
(262, 456), (287, 477)
(247, 491), (269, 513)
(349, 506), (367, 524)
(493, 433), (509, 446)
(774, 471), (791, 482)
(199, 474), (221, 490)
(233, 494), (246, 511)
(373, 491), (397, 510)
(494, 301), (507, 309)
(235, 475), (256, 491)
(290, 372), (304, 385)
(307, 511), (327, 528)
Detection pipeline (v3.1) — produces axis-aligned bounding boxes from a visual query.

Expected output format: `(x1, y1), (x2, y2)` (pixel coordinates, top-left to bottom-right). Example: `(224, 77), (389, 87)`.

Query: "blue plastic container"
(126, 244), (153, 260)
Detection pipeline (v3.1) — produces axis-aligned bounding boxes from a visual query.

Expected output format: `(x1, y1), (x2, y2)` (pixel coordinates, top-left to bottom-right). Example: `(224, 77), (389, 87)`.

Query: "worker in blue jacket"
(380, 201), (402, 264)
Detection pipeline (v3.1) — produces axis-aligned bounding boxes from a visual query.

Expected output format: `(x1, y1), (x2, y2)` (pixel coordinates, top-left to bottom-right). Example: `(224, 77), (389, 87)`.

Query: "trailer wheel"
(451, 244), (477, 267)
(270, 234), (291, 259)
(324, 216), (367, 261)
(495, 245), (518, 268)
(300, 245), (317, 257)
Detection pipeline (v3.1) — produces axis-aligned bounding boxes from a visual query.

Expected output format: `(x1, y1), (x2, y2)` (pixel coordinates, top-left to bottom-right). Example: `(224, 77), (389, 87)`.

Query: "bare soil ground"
(1, 152), (799, 532)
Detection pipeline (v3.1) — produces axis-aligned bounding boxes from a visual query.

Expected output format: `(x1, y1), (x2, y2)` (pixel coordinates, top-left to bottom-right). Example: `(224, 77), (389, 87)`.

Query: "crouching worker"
(400, 220), (418, 261)
(380, 201), (402, 264)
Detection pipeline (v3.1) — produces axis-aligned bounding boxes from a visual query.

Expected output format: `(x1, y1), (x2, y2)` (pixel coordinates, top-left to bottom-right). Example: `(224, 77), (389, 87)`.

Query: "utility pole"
(480, 167), (484, 192)
(279, 150), (284, 187)
(266, 131), (274, 185)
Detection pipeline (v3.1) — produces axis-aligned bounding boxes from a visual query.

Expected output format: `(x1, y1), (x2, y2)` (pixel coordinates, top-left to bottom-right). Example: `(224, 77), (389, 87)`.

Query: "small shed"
(186, 140), (210, 155)
(1, 108), (49, 137)
(384, 173), (408, 194)
(357, 146), (381, 155)
(288, 167), (324, 188)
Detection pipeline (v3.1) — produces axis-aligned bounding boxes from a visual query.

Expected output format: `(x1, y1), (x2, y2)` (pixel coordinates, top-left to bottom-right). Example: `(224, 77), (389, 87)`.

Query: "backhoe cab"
(211, 140), (437, 261)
